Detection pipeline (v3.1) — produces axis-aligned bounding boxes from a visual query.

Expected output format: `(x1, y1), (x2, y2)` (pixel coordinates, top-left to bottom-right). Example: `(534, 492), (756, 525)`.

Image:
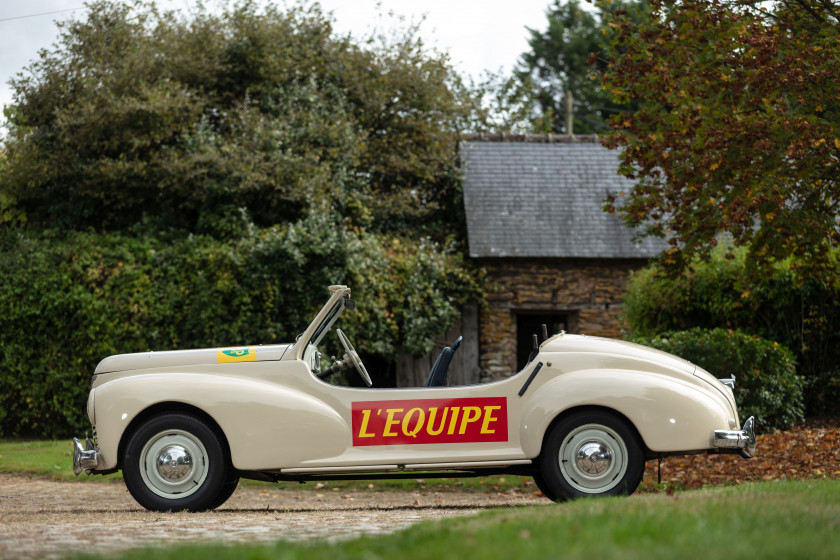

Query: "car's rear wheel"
(539, 410), (644, 501)
(123, 412), (235, 512)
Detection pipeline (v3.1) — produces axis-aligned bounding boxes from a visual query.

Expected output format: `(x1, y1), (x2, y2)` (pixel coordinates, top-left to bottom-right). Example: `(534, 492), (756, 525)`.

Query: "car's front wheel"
(123, 412), (236, 512)
(539, 410), (644, 502)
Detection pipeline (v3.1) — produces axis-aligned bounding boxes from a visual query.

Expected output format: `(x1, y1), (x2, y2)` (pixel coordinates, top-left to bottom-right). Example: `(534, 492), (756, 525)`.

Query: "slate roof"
(460, 135), (666, 259)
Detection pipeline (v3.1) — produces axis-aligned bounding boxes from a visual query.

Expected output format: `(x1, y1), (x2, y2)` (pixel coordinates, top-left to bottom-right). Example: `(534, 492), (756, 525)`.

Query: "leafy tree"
(508, 0), (647, 134)
(0, 148), (24, 225)
(1, 0), (471, 239)
(601, 0), (840, 274)
(0, 0), (485, 414)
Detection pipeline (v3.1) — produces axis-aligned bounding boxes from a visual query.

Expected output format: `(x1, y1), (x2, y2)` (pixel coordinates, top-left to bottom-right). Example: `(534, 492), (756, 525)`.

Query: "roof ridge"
(460, 133), (600, 143)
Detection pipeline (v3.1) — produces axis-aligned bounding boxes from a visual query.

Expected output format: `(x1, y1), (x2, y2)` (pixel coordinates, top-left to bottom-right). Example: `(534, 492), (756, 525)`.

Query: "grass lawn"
(4, 438), (839, 559)
(65, 479), (839, 560)
(0, 439), (121, 483)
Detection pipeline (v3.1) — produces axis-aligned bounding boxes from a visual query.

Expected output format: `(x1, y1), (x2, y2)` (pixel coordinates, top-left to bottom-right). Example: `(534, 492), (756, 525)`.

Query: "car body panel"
(91, 363), (347, 470)
(519, 367), (736, 456)
(81, 284), (751, 482)
(92, 360), (531, 471)
(94, 344), (292, 375)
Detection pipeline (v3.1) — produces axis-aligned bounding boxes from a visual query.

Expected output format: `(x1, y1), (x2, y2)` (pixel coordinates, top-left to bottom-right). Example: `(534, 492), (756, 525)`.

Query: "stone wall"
(478, 257), (649, 381)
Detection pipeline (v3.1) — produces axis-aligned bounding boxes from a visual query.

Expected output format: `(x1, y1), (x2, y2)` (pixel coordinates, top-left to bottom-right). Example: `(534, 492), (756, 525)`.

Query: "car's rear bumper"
(713, 416), (756, 458)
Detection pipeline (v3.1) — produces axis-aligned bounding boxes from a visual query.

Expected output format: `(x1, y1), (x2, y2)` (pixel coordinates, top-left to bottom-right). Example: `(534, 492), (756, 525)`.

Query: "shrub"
(623, 243), (840, 416)
(0, 221), (481, 438)
(634, 328), (804, 432)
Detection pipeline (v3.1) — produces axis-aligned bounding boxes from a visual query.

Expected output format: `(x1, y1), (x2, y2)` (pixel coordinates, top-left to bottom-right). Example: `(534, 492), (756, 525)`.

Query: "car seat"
(424, 336), (462, 387)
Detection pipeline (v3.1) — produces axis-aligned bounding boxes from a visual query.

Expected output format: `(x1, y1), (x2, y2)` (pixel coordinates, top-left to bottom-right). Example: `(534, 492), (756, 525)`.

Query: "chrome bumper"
(72, 437), (101, 475)
(713, 416), (756, 458)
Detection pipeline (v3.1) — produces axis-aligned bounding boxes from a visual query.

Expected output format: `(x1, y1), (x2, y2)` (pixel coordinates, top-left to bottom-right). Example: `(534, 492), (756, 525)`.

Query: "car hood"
(94, 344), (292, 374)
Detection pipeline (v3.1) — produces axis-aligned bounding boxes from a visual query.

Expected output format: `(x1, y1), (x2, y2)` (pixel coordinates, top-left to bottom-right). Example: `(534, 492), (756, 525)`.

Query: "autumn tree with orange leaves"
(600, 0), (840, 275)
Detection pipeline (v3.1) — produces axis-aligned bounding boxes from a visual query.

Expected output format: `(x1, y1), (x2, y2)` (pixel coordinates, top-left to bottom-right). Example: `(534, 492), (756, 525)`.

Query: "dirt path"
(0, 475), (546, 559)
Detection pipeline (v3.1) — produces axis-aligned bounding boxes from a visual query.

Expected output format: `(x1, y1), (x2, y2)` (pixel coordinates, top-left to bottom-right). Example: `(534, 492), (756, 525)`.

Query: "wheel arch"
(538, 405), (649, 461)
(117, 401), (232, 471)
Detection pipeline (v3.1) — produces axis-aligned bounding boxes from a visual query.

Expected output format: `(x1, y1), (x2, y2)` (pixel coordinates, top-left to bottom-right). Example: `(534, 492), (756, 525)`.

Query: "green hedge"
(634, 328), (804, 432)
(0, 221), (481, 438)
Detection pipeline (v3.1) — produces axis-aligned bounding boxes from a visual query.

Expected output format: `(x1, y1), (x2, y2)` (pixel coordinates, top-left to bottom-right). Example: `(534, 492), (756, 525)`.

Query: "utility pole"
(565, 89), (574, 135)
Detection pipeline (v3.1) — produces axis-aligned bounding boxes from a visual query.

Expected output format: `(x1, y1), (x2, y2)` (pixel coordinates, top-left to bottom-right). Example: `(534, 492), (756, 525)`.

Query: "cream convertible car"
(74, 285), (755, 511)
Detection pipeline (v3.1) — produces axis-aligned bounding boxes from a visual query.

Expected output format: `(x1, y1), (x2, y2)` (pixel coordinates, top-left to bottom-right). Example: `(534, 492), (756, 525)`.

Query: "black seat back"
(425, 336), (462, 387)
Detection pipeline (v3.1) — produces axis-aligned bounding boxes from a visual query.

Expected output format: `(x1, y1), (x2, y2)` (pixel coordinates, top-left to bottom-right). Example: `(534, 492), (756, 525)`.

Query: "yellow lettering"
(357, 409), (375, 438)
(383, 408), (403, 437)
(480, 406), (501, 434)
(446, 407), (461, 435)
(426, 407), (448, 436)
(458, 406), (482, 434)
(402, 408), (425, 438)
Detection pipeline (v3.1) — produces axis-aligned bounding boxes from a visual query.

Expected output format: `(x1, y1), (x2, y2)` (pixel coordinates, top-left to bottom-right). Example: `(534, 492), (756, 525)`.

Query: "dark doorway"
(516, 313), (568, 372)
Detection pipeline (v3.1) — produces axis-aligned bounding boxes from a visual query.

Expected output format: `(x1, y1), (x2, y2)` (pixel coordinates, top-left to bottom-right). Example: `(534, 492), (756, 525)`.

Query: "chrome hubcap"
(140, 429), (208, 499)
(559, 423), (628, 493)
(156, 445), (192, 482)
(575, 442), (612, 475)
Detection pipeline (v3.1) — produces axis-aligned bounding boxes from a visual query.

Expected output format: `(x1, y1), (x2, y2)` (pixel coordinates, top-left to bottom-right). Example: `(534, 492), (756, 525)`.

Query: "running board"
(255, 461), (536, 484)
(279, 459), (531, 475)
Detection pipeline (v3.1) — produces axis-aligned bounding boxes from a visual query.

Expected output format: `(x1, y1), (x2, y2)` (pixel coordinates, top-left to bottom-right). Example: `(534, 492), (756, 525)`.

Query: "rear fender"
(519, 369), (736, 457)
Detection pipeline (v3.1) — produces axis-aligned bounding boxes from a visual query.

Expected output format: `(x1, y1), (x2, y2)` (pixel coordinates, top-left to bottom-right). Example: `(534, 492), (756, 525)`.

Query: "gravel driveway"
(0, 474), (546, 559)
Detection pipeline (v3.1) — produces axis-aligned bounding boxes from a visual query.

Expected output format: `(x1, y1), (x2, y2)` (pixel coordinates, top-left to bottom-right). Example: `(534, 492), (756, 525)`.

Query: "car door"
(283, 376), (532, 472)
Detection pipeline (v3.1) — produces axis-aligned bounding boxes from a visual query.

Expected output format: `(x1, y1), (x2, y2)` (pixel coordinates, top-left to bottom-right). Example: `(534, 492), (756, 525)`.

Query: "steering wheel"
(337, 329), (372, 387)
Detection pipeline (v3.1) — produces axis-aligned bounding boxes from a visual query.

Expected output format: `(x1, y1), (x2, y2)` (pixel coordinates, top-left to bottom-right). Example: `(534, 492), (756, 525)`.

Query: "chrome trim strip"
(718, 375), (736, 389)
(280, 464), (400, 474)
(404, 459), (532, 470)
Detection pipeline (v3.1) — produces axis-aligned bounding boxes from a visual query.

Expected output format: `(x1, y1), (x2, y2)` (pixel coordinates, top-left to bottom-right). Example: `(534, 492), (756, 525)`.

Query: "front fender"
(93, 373), (347, 471)
(520, 369), (736, 457)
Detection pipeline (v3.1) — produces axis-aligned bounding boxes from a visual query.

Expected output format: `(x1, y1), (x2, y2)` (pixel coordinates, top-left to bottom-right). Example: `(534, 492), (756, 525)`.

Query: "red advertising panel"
(351, 397), (508, 446)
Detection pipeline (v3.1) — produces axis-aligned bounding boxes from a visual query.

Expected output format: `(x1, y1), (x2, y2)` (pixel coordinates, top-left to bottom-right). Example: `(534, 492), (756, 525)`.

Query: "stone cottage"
(395, 134), (665, 386)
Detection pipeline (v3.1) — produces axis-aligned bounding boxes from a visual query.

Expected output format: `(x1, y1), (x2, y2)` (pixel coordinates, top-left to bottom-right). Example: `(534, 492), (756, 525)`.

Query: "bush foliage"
(0, 222), (480, 438)
(634, 328), (804, 432)
(623, 244), (840, 416)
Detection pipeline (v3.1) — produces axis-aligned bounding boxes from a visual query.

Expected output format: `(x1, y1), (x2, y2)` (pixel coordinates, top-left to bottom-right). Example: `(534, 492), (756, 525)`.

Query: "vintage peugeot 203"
(74, 285), (755, 511)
